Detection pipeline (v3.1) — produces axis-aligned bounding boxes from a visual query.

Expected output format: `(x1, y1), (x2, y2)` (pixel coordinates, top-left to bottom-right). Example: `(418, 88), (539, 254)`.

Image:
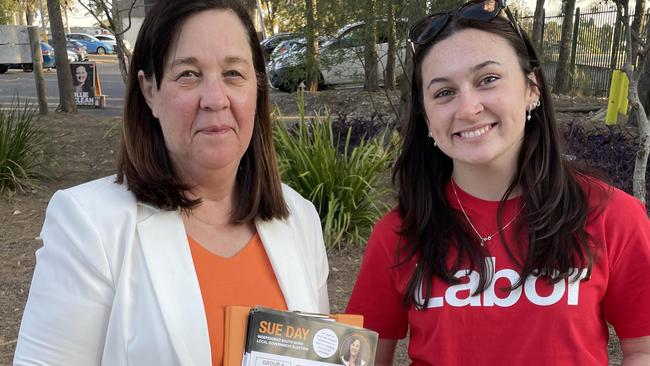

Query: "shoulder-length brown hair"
(116, 0), (288, 222)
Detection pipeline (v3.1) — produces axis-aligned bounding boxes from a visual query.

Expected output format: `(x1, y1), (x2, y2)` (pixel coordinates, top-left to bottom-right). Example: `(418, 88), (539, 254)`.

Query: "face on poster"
(71, 62), (96, 106)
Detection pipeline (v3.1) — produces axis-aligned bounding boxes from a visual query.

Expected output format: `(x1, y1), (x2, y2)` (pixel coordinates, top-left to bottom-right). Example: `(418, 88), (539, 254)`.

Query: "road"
(0, 55), (125, 117)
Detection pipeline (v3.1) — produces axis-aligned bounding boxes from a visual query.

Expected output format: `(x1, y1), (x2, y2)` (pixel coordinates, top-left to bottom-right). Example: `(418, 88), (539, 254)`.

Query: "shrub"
(0, 98), (48, 192)
(273, 90), (395, 250)
(560, 120), (650, 202)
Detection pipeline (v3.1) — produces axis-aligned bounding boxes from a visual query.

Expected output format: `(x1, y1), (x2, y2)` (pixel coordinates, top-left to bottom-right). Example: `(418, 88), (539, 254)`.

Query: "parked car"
(268, 20), (407, 92)
(95, 34), (132, 53)
(48, 39), (89, 62)
(260, 32), (299, 61)
(66, 49), (75, 62)
(66, 40), (89, 61)
(0, 42), (57, 73)
(267, 36), (327, 66)
(66, 33), (114, 54)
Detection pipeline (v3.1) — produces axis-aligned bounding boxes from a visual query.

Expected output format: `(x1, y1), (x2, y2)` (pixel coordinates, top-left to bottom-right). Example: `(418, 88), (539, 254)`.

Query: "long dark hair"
(342, 336), (363, 362)
(395, 15), (600, 308)
(116, 0), (288, 222)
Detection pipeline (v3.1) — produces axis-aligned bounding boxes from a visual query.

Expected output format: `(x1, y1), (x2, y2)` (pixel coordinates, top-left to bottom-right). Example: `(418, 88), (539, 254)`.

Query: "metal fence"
(519, 4), (646, 96)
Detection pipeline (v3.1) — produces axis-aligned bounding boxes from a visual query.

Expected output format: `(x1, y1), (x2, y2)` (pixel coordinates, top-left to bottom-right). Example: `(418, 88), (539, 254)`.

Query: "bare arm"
(621, 336), (650, 365)
(374, 338), (399, 366)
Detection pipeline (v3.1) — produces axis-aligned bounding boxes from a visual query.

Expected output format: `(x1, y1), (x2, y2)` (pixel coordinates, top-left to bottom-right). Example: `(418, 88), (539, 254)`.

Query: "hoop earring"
(526, 100), (540, 121)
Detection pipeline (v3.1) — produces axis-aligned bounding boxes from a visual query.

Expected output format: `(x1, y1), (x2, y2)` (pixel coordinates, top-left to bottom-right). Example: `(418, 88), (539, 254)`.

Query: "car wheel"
(0, 64), (8, 74)
(97, 47), (105, 55)
(21, 63), (34, 72)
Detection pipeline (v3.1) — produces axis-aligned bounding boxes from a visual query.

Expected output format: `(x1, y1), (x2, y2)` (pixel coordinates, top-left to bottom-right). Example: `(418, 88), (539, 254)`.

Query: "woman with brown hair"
(14, 1), (328, 365)
(347, 0), (650, 364)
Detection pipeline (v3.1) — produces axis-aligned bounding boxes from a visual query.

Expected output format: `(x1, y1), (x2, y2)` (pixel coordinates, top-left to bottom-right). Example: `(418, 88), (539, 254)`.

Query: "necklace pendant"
(480, 236), (493, 247)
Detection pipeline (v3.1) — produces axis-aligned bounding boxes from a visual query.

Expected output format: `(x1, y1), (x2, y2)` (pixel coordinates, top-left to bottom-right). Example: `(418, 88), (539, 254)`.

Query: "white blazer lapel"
(137, 209), (211, 366)
(257, 218), (318, 312)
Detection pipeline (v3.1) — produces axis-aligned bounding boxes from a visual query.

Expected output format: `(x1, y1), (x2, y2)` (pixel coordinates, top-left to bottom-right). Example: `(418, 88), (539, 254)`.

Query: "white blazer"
(14, 176), (329, 366)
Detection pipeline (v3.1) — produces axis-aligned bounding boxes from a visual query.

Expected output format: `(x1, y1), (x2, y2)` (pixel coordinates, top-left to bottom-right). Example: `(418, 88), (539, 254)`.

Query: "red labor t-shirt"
(347, 180), (650, 365)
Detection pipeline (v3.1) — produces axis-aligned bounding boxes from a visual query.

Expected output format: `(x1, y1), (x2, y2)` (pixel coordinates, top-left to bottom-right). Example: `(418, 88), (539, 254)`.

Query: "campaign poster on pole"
(70, 62), (96, 106)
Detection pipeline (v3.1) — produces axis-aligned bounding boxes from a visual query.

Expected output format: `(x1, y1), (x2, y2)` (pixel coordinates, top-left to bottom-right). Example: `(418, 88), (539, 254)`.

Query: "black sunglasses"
(408, 0), (524, 52)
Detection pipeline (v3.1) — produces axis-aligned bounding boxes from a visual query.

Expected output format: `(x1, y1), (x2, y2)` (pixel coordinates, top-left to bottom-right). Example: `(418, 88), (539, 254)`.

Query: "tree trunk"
(532, 0), (545, 51)
(384, 0), (397, 90)
(624, 3), (650, 203)
(46, 0), (77, 112)
(363, 0), (379, 92)
(111, 0), (129, 84)
(305, 0), (319, 93)
(630, 0), (646, 67)
(631, 75), (650, 204)
(398, 0), (427, 126)
(554, 0), (576, 94)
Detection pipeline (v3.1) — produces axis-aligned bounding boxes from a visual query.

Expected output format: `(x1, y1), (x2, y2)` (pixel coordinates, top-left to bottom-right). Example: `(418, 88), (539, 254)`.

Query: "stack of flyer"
(235, 307), (378, 366)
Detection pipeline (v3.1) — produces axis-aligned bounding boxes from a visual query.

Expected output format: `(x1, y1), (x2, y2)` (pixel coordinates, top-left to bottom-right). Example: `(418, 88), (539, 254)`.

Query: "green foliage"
(273, 89), (395, 250)
(0, 98), (48, 192)
(0, 0), (19, 24)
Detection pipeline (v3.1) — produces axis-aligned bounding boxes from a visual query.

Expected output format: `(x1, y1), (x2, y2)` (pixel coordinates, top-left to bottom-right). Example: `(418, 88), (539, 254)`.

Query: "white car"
(268, 20), (407, 92)
(95, 34), (132, 53)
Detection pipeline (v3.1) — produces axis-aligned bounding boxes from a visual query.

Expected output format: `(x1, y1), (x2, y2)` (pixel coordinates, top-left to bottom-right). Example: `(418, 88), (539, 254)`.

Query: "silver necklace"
(450, 180), (525, 247)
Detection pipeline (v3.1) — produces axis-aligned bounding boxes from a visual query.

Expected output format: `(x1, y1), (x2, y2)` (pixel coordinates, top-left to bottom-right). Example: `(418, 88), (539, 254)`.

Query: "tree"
(531, 0), (545, 51)
(621, 1), (650, 203)
(629, 0), (646, 66)
(304, 0), (319, 92)
(77, 0), (137, 83)
(554, 0), (576, 94)
(384, 0), (397, 90)
(398, 0), (427, 124)
(47, 0), (76, 112)
(0, 0), (19, 24)
(363, 0), (379, 92)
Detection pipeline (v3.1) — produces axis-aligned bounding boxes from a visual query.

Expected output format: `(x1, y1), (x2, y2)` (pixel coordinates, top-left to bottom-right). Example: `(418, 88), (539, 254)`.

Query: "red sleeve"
(600, 189), (650, 339)
(346, 211), (409, 339)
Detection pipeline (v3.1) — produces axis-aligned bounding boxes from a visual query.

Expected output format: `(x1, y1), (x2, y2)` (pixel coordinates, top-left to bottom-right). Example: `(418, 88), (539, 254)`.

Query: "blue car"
(0, 42), (56, 73)
(66, 33), (114, 54)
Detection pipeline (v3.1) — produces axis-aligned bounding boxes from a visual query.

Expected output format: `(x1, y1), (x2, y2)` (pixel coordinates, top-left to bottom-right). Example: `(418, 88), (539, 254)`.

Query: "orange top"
(188, 233), (288, 366)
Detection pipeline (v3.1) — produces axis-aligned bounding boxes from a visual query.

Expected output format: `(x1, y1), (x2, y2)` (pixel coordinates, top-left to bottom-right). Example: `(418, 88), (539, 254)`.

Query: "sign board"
(70, 62), (97, 106)
(0, 25), (32, 64)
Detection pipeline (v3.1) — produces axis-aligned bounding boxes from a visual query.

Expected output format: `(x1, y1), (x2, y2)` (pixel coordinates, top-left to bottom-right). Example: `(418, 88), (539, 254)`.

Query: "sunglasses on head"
(408, 0), (524, 52)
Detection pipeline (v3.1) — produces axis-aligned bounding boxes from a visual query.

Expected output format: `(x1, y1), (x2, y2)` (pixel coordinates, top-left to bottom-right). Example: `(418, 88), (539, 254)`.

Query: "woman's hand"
(621, 336), (650, 365)
(374, 338), (398, 366)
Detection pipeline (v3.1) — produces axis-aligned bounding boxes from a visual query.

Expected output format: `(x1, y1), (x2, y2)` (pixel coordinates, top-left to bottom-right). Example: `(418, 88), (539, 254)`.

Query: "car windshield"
(322, 22), (363, 47)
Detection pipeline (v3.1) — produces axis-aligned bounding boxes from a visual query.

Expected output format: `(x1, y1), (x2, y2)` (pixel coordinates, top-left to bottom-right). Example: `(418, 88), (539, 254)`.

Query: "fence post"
(569, 7), (580, 91)
(28, 26), (48, 116)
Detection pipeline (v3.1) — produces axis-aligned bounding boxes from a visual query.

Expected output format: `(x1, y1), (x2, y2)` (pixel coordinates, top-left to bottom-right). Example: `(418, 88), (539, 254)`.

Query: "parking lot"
(0, 54), (125, 117)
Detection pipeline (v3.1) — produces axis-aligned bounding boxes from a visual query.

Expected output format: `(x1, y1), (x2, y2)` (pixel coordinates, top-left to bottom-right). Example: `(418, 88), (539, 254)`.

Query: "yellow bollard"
(606, 70), (622, 125)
